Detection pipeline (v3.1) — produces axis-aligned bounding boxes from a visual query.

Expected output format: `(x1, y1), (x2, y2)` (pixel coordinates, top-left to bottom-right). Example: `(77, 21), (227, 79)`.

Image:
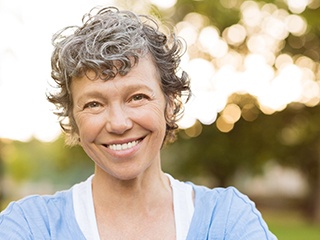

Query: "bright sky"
(0, 0), (319, 141)
(0, 0), (177, 142)
(0, 0), (116, 142)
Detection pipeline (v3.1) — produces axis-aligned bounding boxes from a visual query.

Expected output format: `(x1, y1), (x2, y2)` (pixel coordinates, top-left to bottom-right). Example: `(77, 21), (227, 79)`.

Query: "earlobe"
(165, 96), (178, 132)
(165, 100), (175, 122)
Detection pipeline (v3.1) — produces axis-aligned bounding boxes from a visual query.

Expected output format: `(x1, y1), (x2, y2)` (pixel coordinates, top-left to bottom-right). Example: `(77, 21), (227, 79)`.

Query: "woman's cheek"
(138, 106), (167, 133)
(77, 114), (104, 141)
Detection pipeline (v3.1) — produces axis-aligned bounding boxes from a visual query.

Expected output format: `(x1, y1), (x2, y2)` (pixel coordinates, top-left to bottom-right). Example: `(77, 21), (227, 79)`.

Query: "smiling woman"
(70, 55), (169, 182)
(0, 5), (277, 240)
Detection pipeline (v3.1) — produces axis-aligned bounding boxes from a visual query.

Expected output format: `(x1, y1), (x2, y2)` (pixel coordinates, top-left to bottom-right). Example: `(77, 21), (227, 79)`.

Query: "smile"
(107, 139), (141, 151)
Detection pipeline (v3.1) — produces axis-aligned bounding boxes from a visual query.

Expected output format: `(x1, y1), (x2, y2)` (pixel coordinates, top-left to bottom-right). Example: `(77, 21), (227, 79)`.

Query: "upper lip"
(102, 136), (145, 146)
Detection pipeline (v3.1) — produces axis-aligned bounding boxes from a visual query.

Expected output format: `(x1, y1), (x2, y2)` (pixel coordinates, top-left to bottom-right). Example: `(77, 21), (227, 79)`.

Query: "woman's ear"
(165, 97), (176, 123)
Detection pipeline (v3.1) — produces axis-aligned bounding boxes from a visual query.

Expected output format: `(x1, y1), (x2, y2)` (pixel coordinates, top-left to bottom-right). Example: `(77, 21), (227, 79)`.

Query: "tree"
(155, 0), (320, 221)
(0, 137), (93, 205)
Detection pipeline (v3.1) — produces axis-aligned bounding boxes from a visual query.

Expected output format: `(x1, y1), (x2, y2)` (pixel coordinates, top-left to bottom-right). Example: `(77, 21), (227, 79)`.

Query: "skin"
(71, 55), (176, 239)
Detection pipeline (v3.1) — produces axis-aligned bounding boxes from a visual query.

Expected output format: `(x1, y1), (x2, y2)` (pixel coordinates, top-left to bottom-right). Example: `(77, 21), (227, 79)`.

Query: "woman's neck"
(92, 164), (171, 212)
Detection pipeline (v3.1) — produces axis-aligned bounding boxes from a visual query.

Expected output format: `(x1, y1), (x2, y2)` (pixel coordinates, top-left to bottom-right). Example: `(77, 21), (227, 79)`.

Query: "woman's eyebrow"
(76, 84), (154, 101)
(76, 91), (106, 103)
(123, 83), (154, 93)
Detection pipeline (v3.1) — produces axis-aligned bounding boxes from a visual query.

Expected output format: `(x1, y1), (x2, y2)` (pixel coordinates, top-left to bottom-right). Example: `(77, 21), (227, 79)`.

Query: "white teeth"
(108, 140), (139, 151)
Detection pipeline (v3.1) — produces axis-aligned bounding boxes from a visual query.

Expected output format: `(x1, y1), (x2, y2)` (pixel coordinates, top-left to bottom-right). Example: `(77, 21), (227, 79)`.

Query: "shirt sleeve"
(0, 201), (34, 239)
(187, 185), (278, 240)
(221, 187), (277, 240)
(0, 191), (85, 240)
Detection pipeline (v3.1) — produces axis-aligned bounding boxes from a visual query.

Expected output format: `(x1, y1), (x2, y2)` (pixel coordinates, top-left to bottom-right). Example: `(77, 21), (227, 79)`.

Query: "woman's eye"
(131, 94), (148, 102)
(83, 101), (101, 109)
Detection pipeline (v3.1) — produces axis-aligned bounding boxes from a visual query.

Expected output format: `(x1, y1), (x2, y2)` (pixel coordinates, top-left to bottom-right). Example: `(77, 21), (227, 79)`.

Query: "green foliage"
(2, 0), (320, 222)
(2, 137), (94, 185)
(157, 0), (320, 221)
(163, 101), (320, 182)
(173, 0), (240, 30)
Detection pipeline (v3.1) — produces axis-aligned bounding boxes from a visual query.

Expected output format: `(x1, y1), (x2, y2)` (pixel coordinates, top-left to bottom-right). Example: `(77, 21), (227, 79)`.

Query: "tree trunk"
(305, 141), (320, 224)
(312, 144), (320, 223)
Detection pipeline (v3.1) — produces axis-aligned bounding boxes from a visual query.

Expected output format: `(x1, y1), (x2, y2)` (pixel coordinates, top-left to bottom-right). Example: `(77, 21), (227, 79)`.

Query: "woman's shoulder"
(186, 183), (277, 239)
(4, 188), (73, 214)
(0, 189), (74, 228)
(188, 182), (247, 202)
(0, 188), (84, 239)
(187, 183), (261, 225)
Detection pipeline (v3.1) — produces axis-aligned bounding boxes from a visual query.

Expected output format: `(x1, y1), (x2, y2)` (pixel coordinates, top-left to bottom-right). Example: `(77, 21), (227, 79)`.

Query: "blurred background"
(1, 0), (320, 239)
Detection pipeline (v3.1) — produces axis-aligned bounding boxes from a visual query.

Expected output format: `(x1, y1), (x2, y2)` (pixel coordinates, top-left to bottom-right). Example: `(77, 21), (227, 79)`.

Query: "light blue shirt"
(0, 182), (277, 239)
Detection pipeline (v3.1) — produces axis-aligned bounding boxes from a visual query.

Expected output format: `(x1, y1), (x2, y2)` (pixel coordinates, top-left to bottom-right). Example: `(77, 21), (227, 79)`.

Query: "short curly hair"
(48, 6), (190, 145)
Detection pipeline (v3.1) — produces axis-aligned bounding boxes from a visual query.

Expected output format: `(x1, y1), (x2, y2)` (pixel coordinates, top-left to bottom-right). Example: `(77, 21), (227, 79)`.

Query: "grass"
(261, 209), (320, 240)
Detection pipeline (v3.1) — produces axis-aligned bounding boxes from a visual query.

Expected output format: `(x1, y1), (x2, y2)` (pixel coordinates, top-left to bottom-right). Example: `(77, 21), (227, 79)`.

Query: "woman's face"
(71, 56), (167, 181)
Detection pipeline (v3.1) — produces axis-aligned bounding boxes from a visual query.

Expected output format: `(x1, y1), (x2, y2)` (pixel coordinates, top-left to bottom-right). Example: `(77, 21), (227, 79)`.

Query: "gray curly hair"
(48, 6), (190, 145)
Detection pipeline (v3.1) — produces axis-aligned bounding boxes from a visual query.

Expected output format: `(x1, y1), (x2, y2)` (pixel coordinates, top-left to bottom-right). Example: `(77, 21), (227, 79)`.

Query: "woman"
(0, 6), (277, 239)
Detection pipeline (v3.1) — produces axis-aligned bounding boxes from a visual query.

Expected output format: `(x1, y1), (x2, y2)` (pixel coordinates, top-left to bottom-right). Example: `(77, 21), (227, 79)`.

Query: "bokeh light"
(1, 0), (319, 141)
(285, 0), (310, 13)
(177, 0), (320, 134)
(150, 0), (176, 9)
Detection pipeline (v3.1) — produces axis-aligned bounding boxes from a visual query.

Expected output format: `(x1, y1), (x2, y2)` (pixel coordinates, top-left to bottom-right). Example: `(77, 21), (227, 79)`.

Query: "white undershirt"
(72, 174), (194, 240)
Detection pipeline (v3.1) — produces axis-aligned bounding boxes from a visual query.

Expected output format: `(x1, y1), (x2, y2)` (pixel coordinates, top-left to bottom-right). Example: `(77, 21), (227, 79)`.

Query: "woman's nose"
(105, 105), (133, 134)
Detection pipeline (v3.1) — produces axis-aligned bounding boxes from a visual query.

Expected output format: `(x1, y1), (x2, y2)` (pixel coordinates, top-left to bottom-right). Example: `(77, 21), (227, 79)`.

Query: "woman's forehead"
(71, 57), (162, 94)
